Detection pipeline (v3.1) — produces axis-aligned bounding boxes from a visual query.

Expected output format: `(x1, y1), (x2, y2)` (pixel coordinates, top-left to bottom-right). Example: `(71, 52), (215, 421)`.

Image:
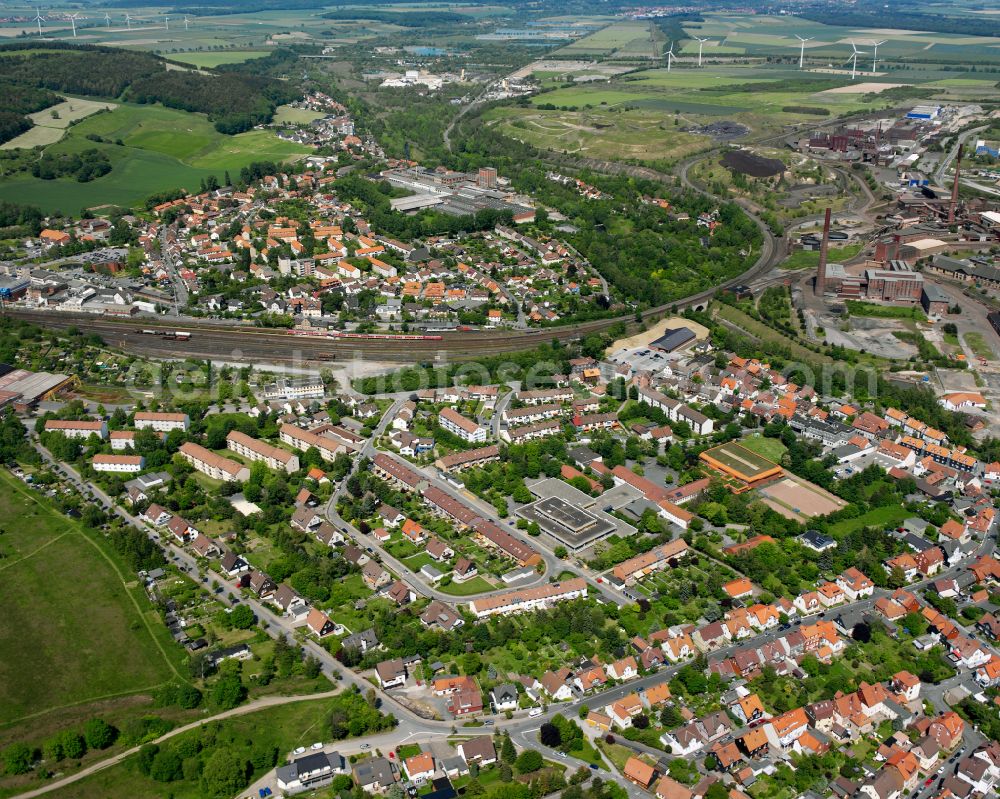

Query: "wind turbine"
(68, 12), (80, 37)
(103, 11), (111, 27)
(694, 36), (709, 67)
(871, 40), (886, 73)
(666, 41), (677, 72)
(163, 15), (169, 29)
(124, 12), (132, 30)
(33, 7), (45, 36)
(184, 15), (190, 30)
(848, 41), (866, 80)
(795, 35), (813, 69)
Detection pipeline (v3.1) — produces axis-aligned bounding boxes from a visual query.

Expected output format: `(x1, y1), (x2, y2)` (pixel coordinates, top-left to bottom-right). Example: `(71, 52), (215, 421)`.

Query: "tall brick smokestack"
(948, 145), (962, 225)
(816, 207), (831, 296)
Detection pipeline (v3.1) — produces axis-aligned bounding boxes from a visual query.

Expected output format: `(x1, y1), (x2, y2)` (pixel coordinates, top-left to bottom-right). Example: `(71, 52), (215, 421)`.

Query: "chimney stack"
(816, 207), (832, 296)
(948, 145), (962, 225)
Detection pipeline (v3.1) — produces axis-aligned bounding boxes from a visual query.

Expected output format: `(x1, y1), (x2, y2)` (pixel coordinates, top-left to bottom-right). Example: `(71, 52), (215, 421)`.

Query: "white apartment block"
(439, 407), (488, 443)
(92, 454), (145, 473)
(43, 419), (108, 440)
(134, 411), (190, 432)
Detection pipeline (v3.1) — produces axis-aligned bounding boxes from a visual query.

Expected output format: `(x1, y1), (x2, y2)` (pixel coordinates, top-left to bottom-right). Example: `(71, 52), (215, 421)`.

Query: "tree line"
(0, 42), (300, 137)
(0, 80), (63, 145)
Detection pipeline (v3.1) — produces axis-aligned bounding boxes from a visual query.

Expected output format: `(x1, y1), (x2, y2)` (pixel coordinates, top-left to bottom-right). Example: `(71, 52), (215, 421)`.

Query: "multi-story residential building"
(468, 578), (587, 619)
(178, 442), (250, 482)
(43, 419), (108, 439)
(279, 423), (345, 462)
(226, 430), (299, 473)
(439, 407), (488, 443)
(134, 411), (190, 432)
(92, 454), (145, 473)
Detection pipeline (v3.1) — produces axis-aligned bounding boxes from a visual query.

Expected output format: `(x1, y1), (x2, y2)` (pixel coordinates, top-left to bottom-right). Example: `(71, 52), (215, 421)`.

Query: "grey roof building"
(277, 751), (347, 794)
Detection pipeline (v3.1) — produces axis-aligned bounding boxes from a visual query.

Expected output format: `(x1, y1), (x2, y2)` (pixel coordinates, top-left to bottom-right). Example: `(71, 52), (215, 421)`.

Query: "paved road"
(322, 401), (629, 606)
(24, 421), (1000, 799)
(159, 223), (187, 316)
(934, 126), (986, 185)
(20, 444), (996, 799)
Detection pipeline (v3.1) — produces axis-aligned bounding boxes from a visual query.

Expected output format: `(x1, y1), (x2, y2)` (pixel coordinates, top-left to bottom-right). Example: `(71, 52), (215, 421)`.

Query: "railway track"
(5, 235), (778, 366)
(4, 124), (787, 365)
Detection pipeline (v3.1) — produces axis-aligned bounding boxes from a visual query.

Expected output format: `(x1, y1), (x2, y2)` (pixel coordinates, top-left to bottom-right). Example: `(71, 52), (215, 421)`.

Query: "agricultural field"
(0, 97), (116, 151)
(167, 49), (273, 68)
(555, 19), (662, 59)
(0, 471), (180, 735)
(508, 11), (1000, 163)
(0, 102), (310, 213)
(0, 7), (357, 51)
(681, 13), (1000, 66)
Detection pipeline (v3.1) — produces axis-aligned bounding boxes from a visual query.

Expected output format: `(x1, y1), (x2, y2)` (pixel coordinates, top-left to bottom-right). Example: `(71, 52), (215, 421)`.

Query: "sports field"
(738, 434), (788, 461)
(0, 471), (180, 730)
(700, 441), (783, 484)
(0, 102), (309, 213)
(757, 474), (847, 521)
(274, 104), (328, 125)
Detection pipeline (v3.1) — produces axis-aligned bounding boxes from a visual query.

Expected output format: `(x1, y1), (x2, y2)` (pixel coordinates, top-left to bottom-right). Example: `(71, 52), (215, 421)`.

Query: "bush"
(515, 749), (543, 774)
(83, 718), (117, 750)
(150, 749), (183, 782)
(2, 743), (34, 775)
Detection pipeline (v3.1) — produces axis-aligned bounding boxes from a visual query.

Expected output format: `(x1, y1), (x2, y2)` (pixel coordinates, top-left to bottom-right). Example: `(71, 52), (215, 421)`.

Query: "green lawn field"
(437, 574), (496, 596)
(739, 434), (788, 461)
(828, 505), (910, 536)
(0, 471), (180, 728)
(0, 102), (310, 213)
(169, 49), (273, 68)
(780, 243), (864, 270)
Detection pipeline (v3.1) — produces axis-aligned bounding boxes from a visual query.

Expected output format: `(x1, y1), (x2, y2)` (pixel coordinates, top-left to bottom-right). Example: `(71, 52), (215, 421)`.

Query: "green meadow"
(0, 102), (309, 213)
(168, 49), (273, 68)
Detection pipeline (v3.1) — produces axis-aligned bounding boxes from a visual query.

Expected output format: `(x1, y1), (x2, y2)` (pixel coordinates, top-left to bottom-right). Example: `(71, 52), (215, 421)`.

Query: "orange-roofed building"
(723, 578), (754, 599)
(623, 757), (656, 789)
(655, 776), (693, 799)
(939, 519), (967, 542)
(645, 682), (672, 707)
(929, 712), (964, 749)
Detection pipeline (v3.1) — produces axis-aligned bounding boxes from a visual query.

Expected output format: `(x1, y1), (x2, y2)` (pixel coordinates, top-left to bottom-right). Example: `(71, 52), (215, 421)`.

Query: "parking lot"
(607, 346), (680, 374)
